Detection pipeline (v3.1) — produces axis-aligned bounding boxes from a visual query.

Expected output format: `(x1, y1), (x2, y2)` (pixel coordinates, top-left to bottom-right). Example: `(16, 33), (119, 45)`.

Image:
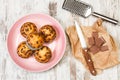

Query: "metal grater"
(62, 0), (120, 26)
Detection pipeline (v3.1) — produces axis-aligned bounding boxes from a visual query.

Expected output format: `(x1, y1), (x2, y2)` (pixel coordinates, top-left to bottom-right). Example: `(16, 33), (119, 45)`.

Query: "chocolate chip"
(88, 37), (95, 46)
(36, 41), (39, 44)
(25, 29), (29, 31)
(23, 46), (26, 48)
(30, 35), (33, 38)
(21, 48), (23, 51)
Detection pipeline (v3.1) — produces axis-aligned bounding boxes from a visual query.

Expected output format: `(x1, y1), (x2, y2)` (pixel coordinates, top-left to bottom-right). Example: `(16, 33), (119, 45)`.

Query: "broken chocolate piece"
(88, 32), (108, 54)
(100, 45), (109, 51)
(89, 45), (100, 54)
(88, 37), (95, 46)
(92, 32), (98, 39)
(95, 37), (105, 47)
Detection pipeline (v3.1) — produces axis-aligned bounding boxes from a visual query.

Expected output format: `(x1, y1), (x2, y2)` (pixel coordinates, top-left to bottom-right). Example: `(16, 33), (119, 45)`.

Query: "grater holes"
(62, 0), (91, 17)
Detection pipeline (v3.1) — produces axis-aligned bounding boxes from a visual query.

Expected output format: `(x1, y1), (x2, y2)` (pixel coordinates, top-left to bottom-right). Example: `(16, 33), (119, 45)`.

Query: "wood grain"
(0, 0), (120, 80)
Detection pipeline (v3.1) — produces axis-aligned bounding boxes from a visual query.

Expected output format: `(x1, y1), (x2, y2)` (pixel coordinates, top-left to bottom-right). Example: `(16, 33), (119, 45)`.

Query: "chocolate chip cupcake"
(26, 33), (44, 49)
(20, 22), (37, 38)
(39, 25), (56, 43)
(34, 46), (52, 63)
(17, 41), (33, 58)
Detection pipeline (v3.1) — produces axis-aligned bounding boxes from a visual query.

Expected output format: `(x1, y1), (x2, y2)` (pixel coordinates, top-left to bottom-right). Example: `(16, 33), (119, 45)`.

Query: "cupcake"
(34, 46), (52, 63)
(20, 22), (37, 38)
(26, 33), (44, 49)
(39, 25), (56, 43)
(17, 41), (33, 58)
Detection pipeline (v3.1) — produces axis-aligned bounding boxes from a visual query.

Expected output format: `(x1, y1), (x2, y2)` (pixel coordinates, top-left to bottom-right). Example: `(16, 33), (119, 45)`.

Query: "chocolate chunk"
(100, 45), (109, 51)
(88, 32), (108, 54)
(92, 32), (98, 39)
(89, 45), (100, 54)
(88, 37), (95, 46)
(95, 37), (105, 47)
(100, 36), (106, 43)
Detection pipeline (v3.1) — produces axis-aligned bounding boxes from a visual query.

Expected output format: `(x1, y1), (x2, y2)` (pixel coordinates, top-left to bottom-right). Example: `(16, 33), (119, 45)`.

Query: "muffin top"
(17, 41), (33, 58)
(27, 33), (44, 49)
(20, 22), (37, 38)
(39, 25), (56, 43)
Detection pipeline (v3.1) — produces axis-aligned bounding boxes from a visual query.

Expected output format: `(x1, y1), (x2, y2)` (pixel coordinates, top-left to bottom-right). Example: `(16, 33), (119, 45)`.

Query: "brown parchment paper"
(66, 19), (120, 74)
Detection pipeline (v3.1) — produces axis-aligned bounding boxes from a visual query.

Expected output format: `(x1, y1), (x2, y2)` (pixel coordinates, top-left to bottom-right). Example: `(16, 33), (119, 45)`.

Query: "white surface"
(0, 0), (120, 80)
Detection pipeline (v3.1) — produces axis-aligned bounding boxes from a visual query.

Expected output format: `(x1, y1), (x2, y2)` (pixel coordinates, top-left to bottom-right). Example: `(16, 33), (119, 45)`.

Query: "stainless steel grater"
(62, 0), (120, 25)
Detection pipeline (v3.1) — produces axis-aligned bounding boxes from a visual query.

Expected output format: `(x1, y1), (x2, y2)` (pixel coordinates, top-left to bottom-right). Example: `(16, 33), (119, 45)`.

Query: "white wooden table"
(0, 0), (120, 80)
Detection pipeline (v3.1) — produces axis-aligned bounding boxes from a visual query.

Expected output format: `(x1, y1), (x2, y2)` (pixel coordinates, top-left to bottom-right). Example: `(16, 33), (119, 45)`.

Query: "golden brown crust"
(39, 25), (56, 43)
(20, 22), (37, 38)
(17, 41), (33, 58)
(34, 46), (52, 63)
(27, 33), (44, 49)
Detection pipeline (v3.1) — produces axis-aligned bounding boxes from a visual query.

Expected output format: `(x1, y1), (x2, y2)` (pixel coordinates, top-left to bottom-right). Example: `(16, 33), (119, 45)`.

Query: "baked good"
(34, 46), (52, 63)
(17, 41), (33, 58)
(27, 33), (44, 49)
(20, 22), (37, 38)
(39, 25), (56, 43)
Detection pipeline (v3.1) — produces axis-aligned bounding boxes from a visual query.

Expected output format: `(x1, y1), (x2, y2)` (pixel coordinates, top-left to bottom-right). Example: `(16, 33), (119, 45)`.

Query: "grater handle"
(92, 12), (120, 25)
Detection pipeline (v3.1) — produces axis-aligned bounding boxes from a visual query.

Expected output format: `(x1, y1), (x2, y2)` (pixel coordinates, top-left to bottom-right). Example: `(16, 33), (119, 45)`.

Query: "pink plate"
(7, 13), (66, 72)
